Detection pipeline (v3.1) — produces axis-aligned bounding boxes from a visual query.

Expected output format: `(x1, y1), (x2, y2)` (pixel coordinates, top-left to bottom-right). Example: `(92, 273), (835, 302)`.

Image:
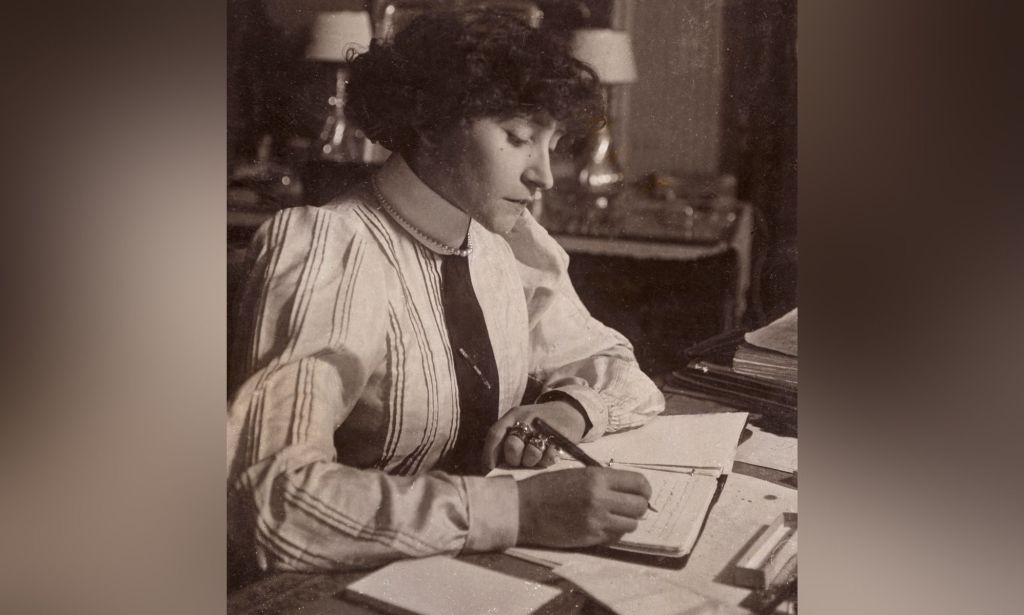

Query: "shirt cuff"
(461, 475), (520, 553)
(537, 384), (608, 443)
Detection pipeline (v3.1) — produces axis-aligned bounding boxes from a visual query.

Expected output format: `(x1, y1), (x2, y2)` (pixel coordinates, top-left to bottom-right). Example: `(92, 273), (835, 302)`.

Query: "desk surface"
(227, 392), (795, 615)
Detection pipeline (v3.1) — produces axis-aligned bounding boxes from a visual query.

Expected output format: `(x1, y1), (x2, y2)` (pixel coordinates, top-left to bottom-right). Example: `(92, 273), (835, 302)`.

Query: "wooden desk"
(227, 392), (795, 615)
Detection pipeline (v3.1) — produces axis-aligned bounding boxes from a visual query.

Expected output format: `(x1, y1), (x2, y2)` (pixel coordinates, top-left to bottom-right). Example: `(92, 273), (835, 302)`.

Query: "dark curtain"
(720, 0), (798, 323)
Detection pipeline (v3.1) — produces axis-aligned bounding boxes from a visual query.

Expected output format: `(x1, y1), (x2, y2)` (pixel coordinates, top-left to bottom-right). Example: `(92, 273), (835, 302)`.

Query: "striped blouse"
(227, 154), (665, 572)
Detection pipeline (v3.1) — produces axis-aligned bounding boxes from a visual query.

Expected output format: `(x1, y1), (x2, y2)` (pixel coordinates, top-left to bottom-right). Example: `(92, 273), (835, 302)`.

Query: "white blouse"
(227, 155), (664, 572)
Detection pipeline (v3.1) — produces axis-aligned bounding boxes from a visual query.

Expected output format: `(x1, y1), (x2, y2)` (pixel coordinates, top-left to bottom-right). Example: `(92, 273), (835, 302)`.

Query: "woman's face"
(417, 116), (563, 235)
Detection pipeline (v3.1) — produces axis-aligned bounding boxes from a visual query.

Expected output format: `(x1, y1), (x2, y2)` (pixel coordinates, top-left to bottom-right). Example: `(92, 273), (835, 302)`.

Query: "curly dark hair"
(344, 10), (606, 155)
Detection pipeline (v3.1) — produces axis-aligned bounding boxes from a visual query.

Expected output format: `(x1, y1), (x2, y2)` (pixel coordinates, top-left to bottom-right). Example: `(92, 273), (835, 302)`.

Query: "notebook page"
(490, 463), (717, 556)
(577, 413), (748, 473)
(614, 467), (719, 555)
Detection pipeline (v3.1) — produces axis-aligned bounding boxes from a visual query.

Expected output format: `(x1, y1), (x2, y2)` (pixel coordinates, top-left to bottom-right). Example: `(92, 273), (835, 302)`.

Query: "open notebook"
(491, 460), (719, 558)
(487, 412), (747, 559)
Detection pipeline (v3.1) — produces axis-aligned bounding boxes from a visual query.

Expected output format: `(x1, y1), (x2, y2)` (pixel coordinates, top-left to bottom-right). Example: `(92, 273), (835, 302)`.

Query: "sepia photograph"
(10, 2), (1021, 614)
(226, 1), (797, 612)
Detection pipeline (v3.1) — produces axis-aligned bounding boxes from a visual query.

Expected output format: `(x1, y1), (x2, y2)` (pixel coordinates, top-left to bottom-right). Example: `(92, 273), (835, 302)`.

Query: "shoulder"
(254, 184), (383, 256)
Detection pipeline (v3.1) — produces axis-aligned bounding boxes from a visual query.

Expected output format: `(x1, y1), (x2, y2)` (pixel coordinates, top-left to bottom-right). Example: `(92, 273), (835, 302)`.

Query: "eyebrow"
(504, 114), (559, 131)
(502, 116), (563, 143)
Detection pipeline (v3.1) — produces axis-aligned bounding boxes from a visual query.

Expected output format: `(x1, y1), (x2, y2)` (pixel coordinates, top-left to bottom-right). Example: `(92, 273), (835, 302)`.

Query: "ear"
(414, 127), (438, 150)
(416, 119), (468, 151)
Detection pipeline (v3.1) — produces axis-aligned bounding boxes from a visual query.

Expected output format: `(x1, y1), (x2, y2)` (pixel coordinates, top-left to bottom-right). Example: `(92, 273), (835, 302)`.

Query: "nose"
(522, 147), (554, 192)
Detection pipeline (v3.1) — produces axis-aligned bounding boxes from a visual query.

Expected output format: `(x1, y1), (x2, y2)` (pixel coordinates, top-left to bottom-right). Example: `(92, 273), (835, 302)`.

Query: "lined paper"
(613, 466), (718, 556)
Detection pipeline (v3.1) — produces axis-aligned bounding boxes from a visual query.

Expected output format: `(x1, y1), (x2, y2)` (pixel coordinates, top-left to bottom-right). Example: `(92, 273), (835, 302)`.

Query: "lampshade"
(306, 11), (373, 62)
(570, 29), (637, 84)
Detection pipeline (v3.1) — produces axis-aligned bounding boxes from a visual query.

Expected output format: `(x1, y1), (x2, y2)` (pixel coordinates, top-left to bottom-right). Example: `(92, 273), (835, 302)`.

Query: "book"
(666, 311), (798, 430)
(491, 461), (719, 559)
(344, 555), (561, 615)
(732, 309), (798, 388)
(664, 367), (796, 427)
(732, 345), (797, 387)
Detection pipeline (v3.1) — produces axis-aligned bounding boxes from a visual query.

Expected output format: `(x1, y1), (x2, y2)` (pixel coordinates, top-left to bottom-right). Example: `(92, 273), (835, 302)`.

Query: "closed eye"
(505, 131), (531, 147)
(550, 132), (566, 153)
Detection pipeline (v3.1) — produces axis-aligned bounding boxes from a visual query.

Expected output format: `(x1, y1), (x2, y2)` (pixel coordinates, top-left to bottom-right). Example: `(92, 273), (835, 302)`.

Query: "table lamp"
(570, 29), (637, 205)
(306, 11), (374, 163)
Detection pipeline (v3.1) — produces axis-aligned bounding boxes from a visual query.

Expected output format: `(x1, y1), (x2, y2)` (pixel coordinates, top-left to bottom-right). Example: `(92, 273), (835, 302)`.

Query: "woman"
(227, 10), (665, 574)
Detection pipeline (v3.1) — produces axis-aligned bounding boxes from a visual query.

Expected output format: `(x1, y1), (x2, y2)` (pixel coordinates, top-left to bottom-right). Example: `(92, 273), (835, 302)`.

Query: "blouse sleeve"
(227, 206), (519, 573)
(507, 214), (666, 442)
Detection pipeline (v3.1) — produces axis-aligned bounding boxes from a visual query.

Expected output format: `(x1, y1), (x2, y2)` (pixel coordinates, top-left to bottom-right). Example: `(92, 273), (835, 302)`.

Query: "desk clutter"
(491, 461), (798, 615)
(734, 512), (798, 590)
(665, 309), (798, 435)
(228, 410), (797, 615)
(490, 413), (748, 562)
(229, 329), (799, 615)
(734, 310), (798, 387)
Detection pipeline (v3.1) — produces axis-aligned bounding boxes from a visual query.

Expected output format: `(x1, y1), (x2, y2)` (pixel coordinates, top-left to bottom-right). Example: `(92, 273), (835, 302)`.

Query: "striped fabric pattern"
(226, 156), (665, 572)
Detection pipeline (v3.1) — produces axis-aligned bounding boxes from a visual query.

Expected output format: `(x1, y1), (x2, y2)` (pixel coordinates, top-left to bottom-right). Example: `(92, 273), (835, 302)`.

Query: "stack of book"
(733, 309), (798, 388)
(665, 310), (798, 426)
(733, 345), (797, 387)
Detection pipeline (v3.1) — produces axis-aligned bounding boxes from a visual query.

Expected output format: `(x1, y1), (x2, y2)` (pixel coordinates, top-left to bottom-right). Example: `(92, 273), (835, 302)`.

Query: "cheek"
(463, 160), (505, 197)
(487, 150), (520, 188)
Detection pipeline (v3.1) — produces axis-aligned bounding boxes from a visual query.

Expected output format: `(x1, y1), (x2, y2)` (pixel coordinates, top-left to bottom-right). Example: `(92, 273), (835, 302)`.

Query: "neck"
(387, 153), (470, 247)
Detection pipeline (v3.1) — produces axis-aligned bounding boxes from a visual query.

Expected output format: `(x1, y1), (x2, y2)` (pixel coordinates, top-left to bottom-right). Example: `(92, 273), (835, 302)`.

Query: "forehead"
(445, 115), (564, 146)
(493, 113), (561, 132)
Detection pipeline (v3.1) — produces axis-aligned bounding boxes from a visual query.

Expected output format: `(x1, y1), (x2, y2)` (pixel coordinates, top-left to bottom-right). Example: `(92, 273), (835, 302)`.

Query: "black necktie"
(440, 253), (500, 475)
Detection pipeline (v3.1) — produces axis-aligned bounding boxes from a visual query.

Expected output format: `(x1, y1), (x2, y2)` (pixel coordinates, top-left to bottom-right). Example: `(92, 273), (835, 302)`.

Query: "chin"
(480, 212), (524, 236)
(499, 214), (526, 235)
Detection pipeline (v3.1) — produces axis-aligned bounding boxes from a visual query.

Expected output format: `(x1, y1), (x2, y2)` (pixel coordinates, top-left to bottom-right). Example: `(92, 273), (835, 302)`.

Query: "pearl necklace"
(371, 176), (472, 257)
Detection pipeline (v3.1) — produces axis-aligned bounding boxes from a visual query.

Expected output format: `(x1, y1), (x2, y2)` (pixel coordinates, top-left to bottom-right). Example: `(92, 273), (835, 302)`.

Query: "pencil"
(531, 418), (658, 513)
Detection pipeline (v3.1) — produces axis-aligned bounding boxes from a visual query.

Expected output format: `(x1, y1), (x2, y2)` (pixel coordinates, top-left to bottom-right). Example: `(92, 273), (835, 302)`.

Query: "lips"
(504, 198), (534, 206)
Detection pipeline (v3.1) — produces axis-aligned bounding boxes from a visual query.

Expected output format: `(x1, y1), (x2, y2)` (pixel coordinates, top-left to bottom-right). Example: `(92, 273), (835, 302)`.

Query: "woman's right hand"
(515, 467), (653, 548)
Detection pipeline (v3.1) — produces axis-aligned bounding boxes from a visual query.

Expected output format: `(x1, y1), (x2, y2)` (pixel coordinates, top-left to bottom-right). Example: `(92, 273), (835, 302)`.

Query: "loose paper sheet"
(663, 472), (797, 605)
(579, 412), (748, 473)
(735, 424), (798, 474)
(554, 560), (748, 615)
(507, 473), (797, 608)
(345, 556), (560, 615)
(744, 309), (798, 356)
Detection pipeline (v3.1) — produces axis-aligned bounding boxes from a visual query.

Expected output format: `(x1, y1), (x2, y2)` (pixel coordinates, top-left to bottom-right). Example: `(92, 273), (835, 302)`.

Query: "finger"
(604, 469), (654, 500)
(604, 491), (651, 519)
(537, 443), (560, 467)
(582, 511), (642, 545)
(520, 442), (544, 467)
(482, 414), (519, 470)
(502, 433), (526, 467)
(602, 512), (642, 538)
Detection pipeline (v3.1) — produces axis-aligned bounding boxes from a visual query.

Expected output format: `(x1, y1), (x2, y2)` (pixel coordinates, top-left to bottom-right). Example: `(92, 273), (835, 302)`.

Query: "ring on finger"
(525, 433), (550, 452)
(507, 420), (533, 441)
